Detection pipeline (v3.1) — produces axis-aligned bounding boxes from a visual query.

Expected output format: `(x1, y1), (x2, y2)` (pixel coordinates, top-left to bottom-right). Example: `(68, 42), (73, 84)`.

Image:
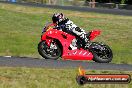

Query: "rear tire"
(38, 41), (61, 60)
(90, 42), (113, 63)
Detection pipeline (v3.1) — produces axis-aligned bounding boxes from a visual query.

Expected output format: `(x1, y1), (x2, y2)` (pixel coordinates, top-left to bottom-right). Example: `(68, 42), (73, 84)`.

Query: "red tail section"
(89, 30), (101, 40)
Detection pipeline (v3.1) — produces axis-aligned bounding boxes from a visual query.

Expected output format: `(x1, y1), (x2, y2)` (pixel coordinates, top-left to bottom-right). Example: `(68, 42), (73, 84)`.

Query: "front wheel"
(90, 42), (113, 63)
(38, 41), (62, 60)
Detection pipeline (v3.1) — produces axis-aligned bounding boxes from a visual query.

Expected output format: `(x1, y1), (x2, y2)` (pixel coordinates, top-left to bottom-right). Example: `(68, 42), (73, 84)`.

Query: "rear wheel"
(38, 41), (61, 60)
(90, 42), (113, 63)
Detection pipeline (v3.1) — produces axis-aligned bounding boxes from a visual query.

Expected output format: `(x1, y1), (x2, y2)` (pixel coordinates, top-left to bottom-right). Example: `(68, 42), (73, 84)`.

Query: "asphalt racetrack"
(0, 56), (132, 71)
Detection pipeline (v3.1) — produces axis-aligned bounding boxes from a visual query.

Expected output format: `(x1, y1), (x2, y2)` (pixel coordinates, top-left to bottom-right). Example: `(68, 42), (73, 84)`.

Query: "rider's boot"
(84, 38), (91, 49)
(80, 33), (91, 49)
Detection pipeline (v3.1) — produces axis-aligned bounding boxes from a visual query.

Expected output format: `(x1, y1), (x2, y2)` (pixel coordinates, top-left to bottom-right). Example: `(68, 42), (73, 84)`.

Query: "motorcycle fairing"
(41, 29), (93, 60)
(62, 49), (93, 60)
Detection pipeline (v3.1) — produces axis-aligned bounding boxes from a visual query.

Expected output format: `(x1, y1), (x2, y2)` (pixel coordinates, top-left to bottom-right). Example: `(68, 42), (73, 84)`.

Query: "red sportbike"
(38, 23), (113, 63)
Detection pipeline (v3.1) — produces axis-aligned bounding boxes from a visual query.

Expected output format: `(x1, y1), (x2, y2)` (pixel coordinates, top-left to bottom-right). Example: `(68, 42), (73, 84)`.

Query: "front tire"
(38, 41), (61, 60)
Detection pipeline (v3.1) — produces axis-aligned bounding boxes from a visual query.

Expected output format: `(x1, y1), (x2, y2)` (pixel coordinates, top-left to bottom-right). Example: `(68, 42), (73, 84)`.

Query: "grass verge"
(0, 67), (132, 88)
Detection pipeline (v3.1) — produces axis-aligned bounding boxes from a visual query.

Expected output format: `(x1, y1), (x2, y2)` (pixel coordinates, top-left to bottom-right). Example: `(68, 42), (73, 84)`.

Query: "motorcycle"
(38, 23), (113, 63)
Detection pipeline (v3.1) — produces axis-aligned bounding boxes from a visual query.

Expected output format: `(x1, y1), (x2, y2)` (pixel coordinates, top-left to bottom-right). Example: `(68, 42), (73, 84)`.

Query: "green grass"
(0, 3), (132, 64)
(0, 67), (132, 88)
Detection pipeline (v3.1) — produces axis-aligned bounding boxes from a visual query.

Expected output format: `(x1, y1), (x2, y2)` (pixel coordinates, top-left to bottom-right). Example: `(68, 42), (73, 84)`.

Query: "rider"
(52, 13), (90, 49)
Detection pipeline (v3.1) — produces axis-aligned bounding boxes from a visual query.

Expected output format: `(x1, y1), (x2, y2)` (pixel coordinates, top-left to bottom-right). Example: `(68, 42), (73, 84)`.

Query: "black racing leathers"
(55, 18), (89, 46)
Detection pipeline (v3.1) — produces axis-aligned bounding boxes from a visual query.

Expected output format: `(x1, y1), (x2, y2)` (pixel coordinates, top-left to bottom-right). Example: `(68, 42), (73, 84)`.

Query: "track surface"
(0, 56), (132, 71)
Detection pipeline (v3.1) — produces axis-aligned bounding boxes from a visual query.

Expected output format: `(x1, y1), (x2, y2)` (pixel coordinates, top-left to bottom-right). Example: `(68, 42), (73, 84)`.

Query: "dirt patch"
(0, 76), (11, 81)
